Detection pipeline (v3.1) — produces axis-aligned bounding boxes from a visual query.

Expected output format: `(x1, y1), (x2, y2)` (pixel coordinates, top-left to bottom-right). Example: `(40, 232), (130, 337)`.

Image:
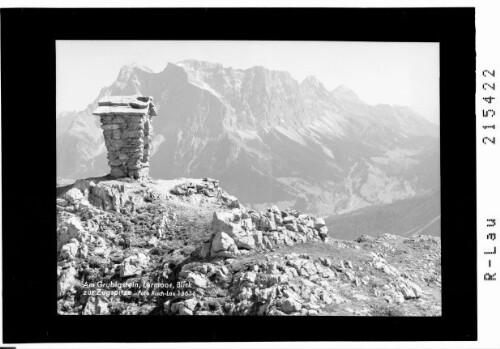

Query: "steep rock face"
(57, 60), (439, 215)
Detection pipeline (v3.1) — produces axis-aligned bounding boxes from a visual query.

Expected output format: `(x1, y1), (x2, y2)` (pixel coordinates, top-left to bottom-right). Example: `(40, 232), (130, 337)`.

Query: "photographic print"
(56, 40), (441, 317)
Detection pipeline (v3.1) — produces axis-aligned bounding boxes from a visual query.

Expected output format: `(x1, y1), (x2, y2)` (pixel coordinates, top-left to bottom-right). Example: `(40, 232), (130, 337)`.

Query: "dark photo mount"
(1, 7), (476, 343)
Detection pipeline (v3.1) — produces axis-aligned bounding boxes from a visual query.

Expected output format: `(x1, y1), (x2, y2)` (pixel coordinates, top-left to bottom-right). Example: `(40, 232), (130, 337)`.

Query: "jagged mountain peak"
(177, 59), (224, 71)
(176, 59), (291, 79)
(301, 75), (324, 87)
(116, 63), (153, 82)
(332, 84), (361, 102)
(301, 75), (330, 101)
(244, 65), (295, 80)
(333, 84), (355, 93)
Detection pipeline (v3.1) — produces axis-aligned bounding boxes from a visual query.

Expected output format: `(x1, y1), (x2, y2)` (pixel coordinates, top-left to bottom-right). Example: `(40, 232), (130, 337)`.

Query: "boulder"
(83, 296), (110, 315)
(211, 232), (236, 253)
(222, 194), (240, 208)
(238, 287), (253, 301)
(60, 240), (79, 260)
(147, 236), (159, 247)
(178, 306), (194, 315)
(211, 212), (242, 236)
(120, 263), (139, 277)
(279, 298), (302, 314)
(241, 218), (253, 231)
(57, 266), (78, 298)
(314, 217), (326, 230)
(171, 185), (187, 196)
(300, 261), (318, 277)
(404, 280), (423, 298)
(270, 205), (280, 213)
(287, 258), (306, 272)
(233, 234), (256, 250)
(262, 236), (273, 249)
(274, 214), (283, 225)
(259, 217), (270, 231)
(202, 177), (219, 184)
(356, 235), (375, 243)
(202, 188), (215, 197)
(268, 309), (287, 316)
(297, 224), (307, 233)
(268, 220), (277, 231)
(120, 253), (149, 277)
(317, 226), (328, 240)
(56, 198), (68, 207)
(58, 217), (86, 250)
(252, 231), (263, 245)
(183, 298), (198, 311)
(164, 300), (172, 313)
(240, 272), (257, 284)
(186, 272), (207, 289)
(398, 284), (417, 299)
(63, 188), (84, 204)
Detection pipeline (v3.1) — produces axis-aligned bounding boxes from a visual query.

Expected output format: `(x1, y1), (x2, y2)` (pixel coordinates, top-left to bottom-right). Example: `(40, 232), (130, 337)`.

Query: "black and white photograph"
(1, 5), (483, 346)
(56, 40), (442, 317)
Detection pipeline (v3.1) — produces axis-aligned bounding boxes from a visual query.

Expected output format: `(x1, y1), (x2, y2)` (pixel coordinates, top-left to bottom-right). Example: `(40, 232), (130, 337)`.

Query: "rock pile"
(56, 176), (441, 316)
(199, 205), (329, 259)
(93, 95), (157, 179)
(57, 179), (145, 214)
(169, 177), (240, 208)
(171, 177), (221, 197)
(166, 253), (343, 316)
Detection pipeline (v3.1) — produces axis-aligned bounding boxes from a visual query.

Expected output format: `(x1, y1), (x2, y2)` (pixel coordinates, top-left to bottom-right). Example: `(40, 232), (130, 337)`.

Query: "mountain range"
(56, 60), (440, 217)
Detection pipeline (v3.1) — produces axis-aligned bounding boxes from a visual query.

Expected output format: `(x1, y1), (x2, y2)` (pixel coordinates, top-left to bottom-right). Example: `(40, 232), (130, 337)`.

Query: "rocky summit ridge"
(57, 177), (441, 316)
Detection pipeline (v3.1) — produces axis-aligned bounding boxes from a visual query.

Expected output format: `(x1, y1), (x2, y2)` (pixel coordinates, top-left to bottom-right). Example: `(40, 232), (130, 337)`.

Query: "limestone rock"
(64, 188), (84, 204)
(57, 217), (86, 250)
(120, 253), (149, 277)
(317, 226), (328, 240)
(60, 240), (79, 260)
(186, 272), (207, 289)
(56, 198), (68, 207)
(83, 296), (110, 315)
(279, 298), (302, 314)
(57, 266), (78, 298)
(234, 234), (255, 250)
(211, 232), (236, 253)
(178, 306), (194, 315)
(314, 217), (326, 229)
(120, 263), (139, 277)
(183, 298), (198, 311)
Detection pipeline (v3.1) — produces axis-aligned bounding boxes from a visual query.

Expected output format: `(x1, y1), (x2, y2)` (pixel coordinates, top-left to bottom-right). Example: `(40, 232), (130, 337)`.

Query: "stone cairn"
(93, 95), (157, 179)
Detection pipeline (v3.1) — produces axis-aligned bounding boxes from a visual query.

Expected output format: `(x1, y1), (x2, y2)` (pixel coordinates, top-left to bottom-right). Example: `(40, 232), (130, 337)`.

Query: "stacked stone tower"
(93, 95), (157, 179)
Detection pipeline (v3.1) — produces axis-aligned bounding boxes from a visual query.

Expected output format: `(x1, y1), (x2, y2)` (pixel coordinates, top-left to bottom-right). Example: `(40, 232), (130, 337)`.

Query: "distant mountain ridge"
(57, 60), (440, 216)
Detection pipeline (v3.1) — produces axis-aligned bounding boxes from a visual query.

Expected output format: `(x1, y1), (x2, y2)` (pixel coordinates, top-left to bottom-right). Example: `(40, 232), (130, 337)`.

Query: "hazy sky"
(57, 40), (439, 124)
